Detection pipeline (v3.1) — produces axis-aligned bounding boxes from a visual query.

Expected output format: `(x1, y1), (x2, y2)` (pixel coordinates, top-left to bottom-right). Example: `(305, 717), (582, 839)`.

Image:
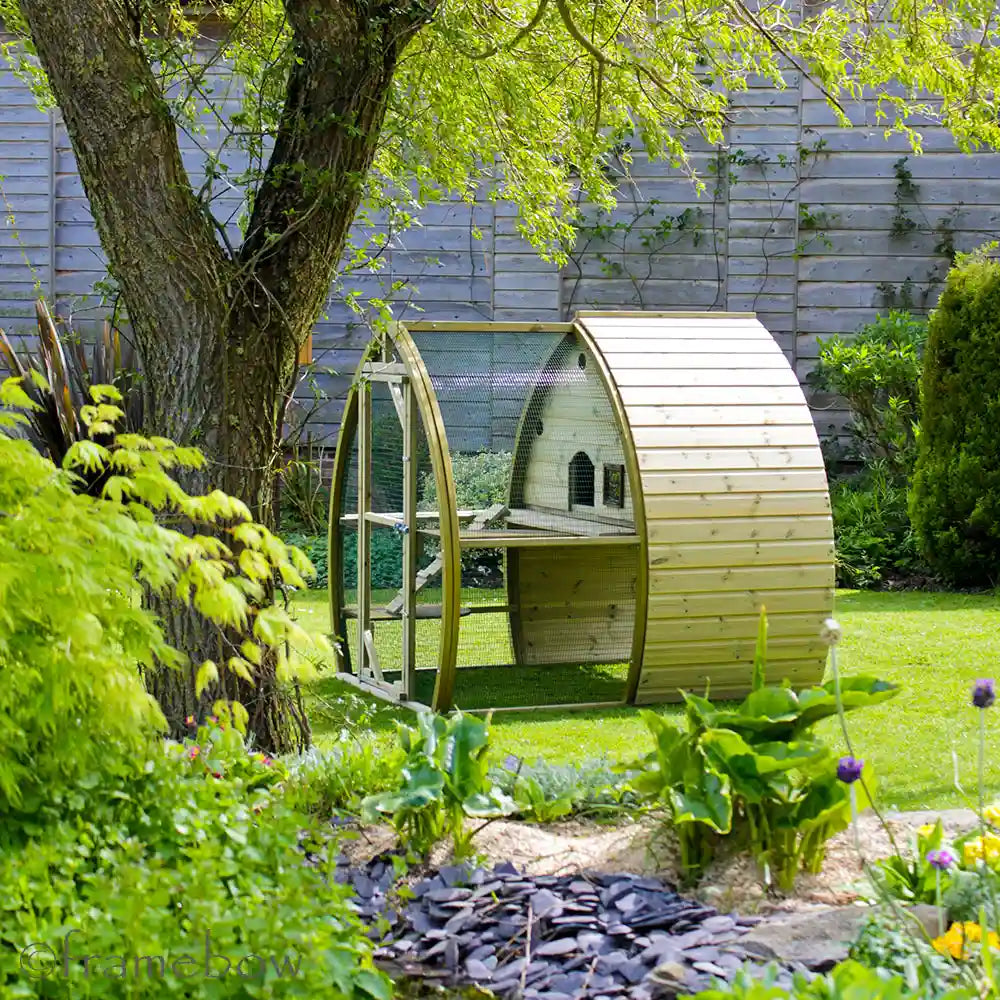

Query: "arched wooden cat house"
(327, 312), (835, 712)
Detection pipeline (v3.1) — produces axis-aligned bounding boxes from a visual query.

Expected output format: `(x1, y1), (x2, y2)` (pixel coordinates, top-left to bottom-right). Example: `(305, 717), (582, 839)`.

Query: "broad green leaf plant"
(0, 377), (326, 834)
(362, 711), (515, 859)
(633, 612), (898, 889)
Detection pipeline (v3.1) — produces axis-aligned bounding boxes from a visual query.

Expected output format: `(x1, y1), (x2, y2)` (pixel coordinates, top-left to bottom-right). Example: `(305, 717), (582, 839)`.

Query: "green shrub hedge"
(910, 253), (1000, 585)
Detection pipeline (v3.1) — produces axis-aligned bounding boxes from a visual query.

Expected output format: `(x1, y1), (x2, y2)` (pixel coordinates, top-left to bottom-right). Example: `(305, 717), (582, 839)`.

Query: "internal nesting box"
(327, 312), (835, 712)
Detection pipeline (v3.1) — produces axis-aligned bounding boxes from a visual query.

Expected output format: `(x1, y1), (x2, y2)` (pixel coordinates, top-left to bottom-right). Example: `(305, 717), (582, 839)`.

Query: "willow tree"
(4, 0), (997, 750)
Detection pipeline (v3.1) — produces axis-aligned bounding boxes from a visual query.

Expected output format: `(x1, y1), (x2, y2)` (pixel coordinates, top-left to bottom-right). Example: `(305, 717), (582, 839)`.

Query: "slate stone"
(425, 887), (471, 903)
(493, 957), (527, 980)
(466, 958), (493, 981)
(702, 915), (737, 934)
(605, 923), (633, 936)
(641, 940), (682, 965)
(621, 960), (650, 985)
(439, 865), (472, 886)
(423, 940), (449, 959)
(685, 946), (723, 963)
(535, 938), (579, 957)
(548, 972), (588, 993)
(494, 861), (520, 876)
(596, 950), (629, 972)
(530, 889), (562, 916)
(693, 960), (731, 979)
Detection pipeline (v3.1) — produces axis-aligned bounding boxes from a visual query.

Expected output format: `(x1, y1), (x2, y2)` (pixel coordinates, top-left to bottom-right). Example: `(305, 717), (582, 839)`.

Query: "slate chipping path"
(337, 855), (810, 999)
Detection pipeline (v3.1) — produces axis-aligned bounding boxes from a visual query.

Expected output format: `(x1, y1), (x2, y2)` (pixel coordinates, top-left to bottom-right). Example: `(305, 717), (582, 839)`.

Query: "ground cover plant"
(629, 616), (894, 887)
(361, 710), (515, 858)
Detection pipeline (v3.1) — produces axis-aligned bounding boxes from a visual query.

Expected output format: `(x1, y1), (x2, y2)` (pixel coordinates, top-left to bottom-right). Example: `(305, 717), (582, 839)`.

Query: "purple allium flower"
(503, 754), (521, 773)
(973, 679), (996, 709)
(837, 755), (864, 784)
(927, 848), (957, 871)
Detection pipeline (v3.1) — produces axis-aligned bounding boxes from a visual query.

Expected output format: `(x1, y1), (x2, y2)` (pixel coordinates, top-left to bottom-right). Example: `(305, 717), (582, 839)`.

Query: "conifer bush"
(910, 252), (1000, 585)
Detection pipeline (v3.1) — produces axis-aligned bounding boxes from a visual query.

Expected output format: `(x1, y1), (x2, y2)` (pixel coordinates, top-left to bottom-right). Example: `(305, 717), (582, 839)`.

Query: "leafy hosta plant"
(633, 614), (897, 888)
(361, 711), (515, 858)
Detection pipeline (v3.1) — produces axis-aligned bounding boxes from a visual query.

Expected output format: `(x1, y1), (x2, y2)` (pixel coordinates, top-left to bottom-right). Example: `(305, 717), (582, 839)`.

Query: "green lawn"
(292, 588), (1000, 812)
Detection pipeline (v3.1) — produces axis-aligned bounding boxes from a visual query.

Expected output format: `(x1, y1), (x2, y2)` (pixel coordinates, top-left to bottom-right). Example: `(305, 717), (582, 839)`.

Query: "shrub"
(831, 465), (926, 588)
(810, 311), (927, 479)
(0, 377), (325, 839)
(0, 733), (389, 998)
(0, 299), (144, 491)
(421, 450), (513, 512)
(285, 530), (330, 589)
(910, 253), (1000, 585)
(340, 528), (404, 590)
(631, 615), (898, 888)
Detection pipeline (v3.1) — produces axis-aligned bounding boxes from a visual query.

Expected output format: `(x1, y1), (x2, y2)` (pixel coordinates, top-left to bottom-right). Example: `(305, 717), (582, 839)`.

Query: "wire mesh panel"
(406, 326), (641, 709)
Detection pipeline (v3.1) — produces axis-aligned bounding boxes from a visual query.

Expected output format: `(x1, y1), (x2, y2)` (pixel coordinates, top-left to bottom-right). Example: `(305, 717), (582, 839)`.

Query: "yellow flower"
(985, 804), (1000, 826)
(933, 924), (967, 959)
(932, 922), (1000, 960)
(962, 834), (1000, 866)
(917, 823), (936, 839)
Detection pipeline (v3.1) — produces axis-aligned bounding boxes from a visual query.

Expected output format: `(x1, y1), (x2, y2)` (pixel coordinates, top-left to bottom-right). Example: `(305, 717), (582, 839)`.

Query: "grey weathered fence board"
(2, 30), (998, 449)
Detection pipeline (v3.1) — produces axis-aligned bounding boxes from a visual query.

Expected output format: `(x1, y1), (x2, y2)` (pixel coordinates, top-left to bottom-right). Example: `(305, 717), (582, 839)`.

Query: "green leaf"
(794, 676), (900, 731)
(195, 660), (219, 697)
(750, 608), (767, 691)
(671, 767), (732, 835)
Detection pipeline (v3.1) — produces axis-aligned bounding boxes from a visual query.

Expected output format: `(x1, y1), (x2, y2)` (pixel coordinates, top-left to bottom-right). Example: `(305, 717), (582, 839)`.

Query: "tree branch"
(237, 0), (440, 345)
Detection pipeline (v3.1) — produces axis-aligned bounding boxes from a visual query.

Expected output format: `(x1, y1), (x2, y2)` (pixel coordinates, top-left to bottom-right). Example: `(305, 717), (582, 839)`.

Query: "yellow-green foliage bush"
(0, 378), (325, 835)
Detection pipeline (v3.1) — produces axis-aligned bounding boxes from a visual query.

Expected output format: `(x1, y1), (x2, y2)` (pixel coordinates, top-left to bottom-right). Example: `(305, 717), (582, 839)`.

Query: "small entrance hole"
(568, 451), (595, 507)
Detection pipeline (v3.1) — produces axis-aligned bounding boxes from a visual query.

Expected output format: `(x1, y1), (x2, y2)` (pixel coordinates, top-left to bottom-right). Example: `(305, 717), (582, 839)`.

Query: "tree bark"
(19, 0), (437, 751)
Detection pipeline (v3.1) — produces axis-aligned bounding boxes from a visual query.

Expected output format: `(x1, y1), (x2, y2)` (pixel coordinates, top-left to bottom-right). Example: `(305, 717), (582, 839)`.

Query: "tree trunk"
(140, 317), (310, 753)
(19, 0), (437, 753)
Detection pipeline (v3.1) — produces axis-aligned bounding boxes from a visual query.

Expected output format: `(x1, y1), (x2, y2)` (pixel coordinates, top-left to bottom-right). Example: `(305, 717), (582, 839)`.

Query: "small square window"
(603, 464), (625, 508)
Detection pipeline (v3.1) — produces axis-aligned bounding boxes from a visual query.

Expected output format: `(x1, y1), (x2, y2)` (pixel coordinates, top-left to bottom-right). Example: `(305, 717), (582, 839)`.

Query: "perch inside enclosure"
(327, 312), (835, 712)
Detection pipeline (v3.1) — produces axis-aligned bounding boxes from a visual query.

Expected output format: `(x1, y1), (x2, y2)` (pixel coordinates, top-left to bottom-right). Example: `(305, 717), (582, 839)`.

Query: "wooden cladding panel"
(578, 313), (834, 701)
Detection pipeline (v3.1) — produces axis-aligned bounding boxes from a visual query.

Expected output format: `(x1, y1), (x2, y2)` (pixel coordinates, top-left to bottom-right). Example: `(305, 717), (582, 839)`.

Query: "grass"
(291, 588), (1000, 812)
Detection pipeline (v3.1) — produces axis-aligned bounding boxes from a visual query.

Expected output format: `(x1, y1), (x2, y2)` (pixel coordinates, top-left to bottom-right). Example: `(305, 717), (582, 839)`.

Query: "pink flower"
(185, 715), (196, 728)
(188, 746), (200, 760)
